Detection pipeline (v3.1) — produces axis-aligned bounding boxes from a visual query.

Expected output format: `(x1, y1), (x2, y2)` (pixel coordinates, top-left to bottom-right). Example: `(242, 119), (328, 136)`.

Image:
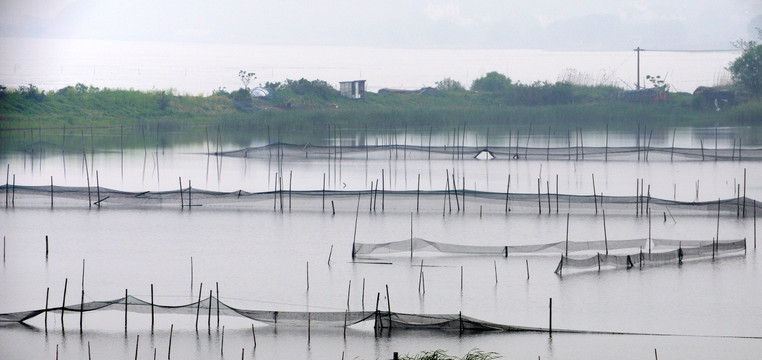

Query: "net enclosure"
(352, 237), (747, 274)
(0, 294), (539, 333)
(218, 142), (762, 162)
(3, 184), (758, 218)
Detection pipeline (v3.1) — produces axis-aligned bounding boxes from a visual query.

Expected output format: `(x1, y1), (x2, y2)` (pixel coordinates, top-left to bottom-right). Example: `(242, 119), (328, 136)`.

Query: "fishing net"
(554, 238), (747, 274)
(0, 294), (536, 333)
(217, 143), (762, 162)
(352, 237), (649, 257)
(2, 184), (756, 217)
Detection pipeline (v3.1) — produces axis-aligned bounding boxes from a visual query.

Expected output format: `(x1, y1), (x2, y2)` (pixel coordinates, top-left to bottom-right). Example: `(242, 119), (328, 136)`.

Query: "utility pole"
(634, 46), (642, 89)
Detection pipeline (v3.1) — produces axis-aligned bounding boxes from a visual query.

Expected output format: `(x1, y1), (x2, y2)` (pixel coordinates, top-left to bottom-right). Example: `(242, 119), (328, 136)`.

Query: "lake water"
(2, 126), (762, 359)
(0, 37), (739, 94)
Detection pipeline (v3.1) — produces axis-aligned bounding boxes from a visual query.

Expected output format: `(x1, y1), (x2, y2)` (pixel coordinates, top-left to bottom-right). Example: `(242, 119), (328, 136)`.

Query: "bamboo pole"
(208, 289), (212, 332)
(537, 178), (542, 214)
(416, 174), (420, 213)
(548, 298), (552, 334)
(251, 324), (257, 348)
(168, 324), (173, 360)
(80, 259), (85, 333)
(505, 175), (510, 214)
(386, 284), (392, 330)
(45, 287), (49, 334)
(452, 171), (460, 212)
(50, 176), (53, 208)
(124, 289), (128, 332)
(216, 282), (220, 328)
(306, 261), (310, 290)
(195, 283), (202, 331)
(592, 174), (597, 215)
(352, 193), (360, 259)
(526, 260), (530, 280)
(743, 168), (747, 218)
(322, 173), (326, 211)
(62, 278), (68, 330)
(96, 171), (101, 207)
(565, 214), (570, 256)
(603, 209), (609, 255)
(178, 177), (183, 208)
(151, 284), (154, 331)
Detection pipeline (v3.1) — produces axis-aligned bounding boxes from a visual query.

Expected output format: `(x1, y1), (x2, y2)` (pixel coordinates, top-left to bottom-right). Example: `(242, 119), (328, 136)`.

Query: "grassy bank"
(1, 81), (760, 134)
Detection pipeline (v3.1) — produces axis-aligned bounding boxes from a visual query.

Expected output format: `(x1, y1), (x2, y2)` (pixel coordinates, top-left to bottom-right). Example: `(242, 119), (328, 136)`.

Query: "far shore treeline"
(1, 74), (759, 131)
(2, 38), (761, 135)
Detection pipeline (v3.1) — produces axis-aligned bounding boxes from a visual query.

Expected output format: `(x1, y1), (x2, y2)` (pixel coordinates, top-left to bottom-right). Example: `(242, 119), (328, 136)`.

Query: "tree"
(238, 70), (256, 90)
(470, 71), (512, 93)
(435, 77), (465, 91)
(728, 29), (762, 99)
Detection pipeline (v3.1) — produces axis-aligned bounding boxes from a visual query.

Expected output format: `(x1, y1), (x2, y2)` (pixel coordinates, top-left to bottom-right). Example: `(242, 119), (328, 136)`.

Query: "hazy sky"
(1, 0), (760, 49)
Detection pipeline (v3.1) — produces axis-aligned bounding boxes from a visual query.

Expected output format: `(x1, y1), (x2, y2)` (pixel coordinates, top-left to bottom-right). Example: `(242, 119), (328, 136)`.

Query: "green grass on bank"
(1, 82), (760, 133)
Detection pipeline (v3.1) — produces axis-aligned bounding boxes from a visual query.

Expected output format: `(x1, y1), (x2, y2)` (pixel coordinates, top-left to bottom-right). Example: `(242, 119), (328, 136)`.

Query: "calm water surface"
(2, 129), (762, 359)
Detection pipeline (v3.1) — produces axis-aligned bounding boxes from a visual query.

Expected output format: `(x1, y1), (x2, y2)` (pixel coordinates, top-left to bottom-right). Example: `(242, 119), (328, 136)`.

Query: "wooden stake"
(46, 235), (49, 259)
(381, 169), (385, 211)
(603, 209), (609, 255)
(168, 324), (173, 360)
(216, 282), (220, 328)
(505, 175), (510, 214)
(548, 298), (552, 334)
(346, 280), (352, 311)
(251, 324), (257, 348)
(62, 278), (68, 330)
(124, 288), (128, 333)
(221, 326), (225, 356)
(743, 168), (747, 217)
(208, 289), (212, 332)
(352, 193), (360, 259)
(79, 259), (85, 333)
(135, 334), (139, 360)
(179, 177), (183, 208)
(45, 287), (49, 334)
(322, 173), (326, 211)
(416, 174), (421, 213)
(460, 266), (464, 292)
(328, 245), (334, 265)
(50, 176), (53, 208)
(96, 171), (100, 207)
(195, 283), (202, 331)
(565, 213), (570, 257)
(151, 284), (155, 331)
(592, 174), (597, 215)
(4, 164), (8, 208)
(537, 178), (542, 214)
(306, 261), (309, 290)
(526, 259), (530, 280)
(494, 260), (498, 284)
(386, 284), (392, 330)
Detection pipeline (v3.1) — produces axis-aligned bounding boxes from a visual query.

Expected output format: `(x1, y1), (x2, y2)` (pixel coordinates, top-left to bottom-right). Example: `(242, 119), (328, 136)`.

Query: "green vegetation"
(728, 29), (762, 99)
(398, 349), (500, 360)
(1, 67), (761, 135)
